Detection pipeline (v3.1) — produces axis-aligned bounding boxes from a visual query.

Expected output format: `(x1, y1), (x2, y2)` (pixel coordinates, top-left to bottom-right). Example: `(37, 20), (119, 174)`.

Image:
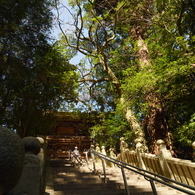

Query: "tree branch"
(78, 78), (110, 83)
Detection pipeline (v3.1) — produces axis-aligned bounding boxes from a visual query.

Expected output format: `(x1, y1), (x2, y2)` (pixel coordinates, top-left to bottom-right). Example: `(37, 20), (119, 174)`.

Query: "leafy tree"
(122, 0), (195, 158)
(92, 0), (195, 157)
(0, 0), (78, 137)
(56, 0), (144, 143)
(91, 111), (135, 152)
(55, 0), (195, 158)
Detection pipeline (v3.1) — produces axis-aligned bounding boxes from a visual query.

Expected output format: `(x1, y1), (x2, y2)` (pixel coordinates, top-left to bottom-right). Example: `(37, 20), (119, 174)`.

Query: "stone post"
(101, 146), (106, 155)
(156, 139), (173, 179)
(109, 148), (116, 167)
(22, 136), (41, 165)
(135, 138), (146, 169)
(36, 136), (46, 194)
(101, 146), (107, 168)
(36, 137), (45, 170)
(120, 137), (129, 163)
(95, 143), (101, 164)
(109, 147), (116, 158)
(0, 126), (25, 195)
(8, 136), (42, 195)
(192, 141), (195, 162)
(120, 137), (128, 153)
(90, 145), (96, 172)
(95, 143), (100, 153)
(135, 131), (148, 153)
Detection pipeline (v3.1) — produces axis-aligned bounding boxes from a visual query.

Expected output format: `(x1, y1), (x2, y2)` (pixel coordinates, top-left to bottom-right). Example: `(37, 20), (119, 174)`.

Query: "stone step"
(53, 189), (126, 195)
(53, 182), (123, 190)
(53, 188), (185, 195)
(53, 173), (103, 178)
(52, 178), (182, 195)
(97, 167), (187, 195)
(53, 188), (155, 195)
(53, 188), (179, 195)
(45, 159), (188, 195)
(53, 177), (104, 184)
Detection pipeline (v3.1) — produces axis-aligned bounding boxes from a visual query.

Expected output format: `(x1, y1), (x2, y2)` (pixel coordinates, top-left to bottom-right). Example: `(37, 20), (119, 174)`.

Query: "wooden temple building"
(46, 112), (97, 159)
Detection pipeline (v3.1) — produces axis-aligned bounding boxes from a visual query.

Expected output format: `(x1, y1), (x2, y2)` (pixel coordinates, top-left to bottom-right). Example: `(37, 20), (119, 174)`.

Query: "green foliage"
(118, 0), (195, 156)
(172, 113), (195, 159)
(122, 34), (195, 150)
(175, 114), (195, 147)
(91, 112), (134, 151)
(148, 6), (195, 140)
(58, 0), (195, 158)
(0, 0), (78, 137)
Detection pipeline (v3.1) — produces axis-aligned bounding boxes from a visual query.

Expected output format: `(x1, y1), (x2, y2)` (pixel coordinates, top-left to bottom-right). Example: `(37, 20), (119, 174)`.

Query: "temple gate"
(46, 112), (96, 159)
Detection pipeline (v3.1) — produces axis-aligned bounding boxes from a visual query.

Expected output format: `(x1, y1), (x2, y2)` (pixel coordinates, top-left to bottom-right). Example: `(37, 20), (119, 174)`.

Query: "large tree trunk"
(99, 53), (147, 148)
(146, 95), (169, 154)
(122, 98), (148, 152)
(132, 27), (169, 154)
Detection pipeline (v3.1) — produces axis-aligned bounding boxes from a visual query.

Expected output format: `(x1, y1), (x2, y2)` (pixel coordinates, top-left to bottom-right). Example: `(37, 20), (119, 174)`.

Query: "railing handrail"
(90, 149), (195, 195)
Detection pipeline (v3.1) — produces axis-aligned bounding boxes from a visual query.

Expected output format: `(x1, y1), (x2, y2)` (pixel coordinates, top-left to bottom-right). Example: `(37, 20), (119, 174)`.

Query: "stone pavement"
(44, 159), (187, 195)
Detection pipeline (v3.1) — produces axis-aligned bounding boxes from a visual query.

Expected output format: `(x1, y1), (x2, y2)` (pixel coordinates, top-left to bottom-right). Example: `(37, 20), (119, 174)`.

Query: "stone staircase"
(44, 159), (187, 195)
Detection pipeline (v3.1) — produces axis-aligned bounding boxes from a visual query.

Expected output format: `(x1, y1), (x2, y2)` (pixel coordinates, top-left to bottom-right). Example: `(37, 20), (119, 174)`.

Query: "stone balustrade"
(6, 135), (47, 195)
(95, 138), (195, 187)
(166, 156), (195, 186)
(117, 140), (195, 186)
(141, 153), (164, 176)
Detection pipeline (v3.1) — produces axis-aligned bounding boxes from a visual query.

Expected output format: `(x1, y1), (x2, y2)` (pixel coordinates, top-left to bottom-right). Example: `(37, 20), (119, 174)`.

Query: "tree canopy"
(0, 0), (78, 137)
(55, 0), (195, 159)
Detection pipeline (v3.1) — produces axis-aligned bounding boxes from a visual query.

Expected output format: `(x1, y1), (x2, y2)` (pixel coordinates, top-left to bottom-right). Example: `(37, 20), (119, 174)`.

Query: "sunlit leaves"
(57, 0), (195, 158)
(90, 112), (133, 150)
